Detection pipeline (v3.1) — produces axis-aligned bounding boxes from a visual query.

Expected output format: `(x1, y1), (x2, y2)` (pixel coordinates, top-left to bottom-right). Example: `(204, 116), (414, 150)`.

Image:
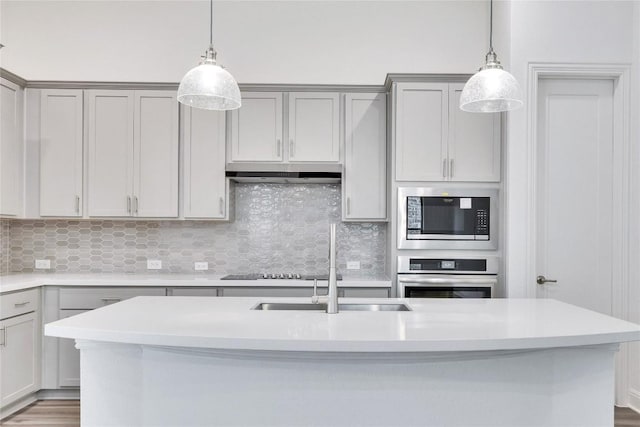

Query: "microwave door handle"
(398, 277), (497, 285)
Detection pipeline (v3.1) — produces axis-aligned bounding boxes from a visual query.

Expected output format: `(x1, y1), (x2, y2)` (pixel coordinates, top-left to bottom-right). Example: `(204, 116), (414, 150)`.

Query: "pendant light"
(177, 0), (241, 110)
(459, 0), (522, 113)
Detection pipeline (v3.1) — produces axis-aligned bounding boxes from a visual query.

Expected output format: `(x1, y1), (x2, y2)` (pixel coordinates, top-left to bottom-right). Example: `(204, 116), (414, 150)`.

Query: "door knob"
(536, 275), (558, 285)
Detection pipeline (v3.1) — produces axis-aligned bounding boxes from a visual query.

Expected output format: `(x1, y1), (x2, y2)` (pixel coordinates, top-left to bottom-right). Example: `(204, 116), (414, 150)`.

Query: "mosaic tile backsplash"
(2, 184), (387, 276)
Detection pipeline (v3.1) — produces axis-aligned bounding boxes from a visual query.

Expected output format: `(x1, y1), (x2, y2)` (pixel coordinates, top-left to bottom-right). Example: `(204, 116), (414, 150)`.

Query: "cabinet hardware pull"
(127, 196), (131, 214)
(134, 196), (139, 215)
(14, 302), (29, 307)
(442, 159), (448, 179)
(290, 139), (295, 158)
(450, 159), (454, 179)
(276, 139), (281, 157)
(219, 197), (224, 215)
(75, 195), (80, 214)
(346, 197), (351, 215)
(0, 328), (5, 346)
(101, 298), (122, 303)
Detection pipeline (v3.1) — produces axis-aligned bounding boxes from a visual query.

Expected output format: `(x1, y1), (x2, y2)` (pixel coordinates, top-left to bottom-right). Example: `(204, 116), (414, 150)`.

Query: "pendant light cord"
(209, 0), (213, 46)
(489, 0), (493, 52)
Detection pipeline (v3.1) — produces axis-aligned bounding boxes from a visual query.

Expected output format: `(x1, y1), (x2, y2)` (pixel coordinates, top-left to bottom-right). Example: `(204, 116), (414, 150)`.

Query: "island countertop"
(44, 297), (640, 353)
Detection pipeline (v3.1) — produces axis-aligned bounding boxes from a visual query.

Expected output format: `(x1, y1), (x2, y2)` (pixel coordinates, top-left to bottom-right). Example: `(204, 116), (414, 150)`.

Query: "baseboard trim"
(629, 388), (640, 413)
(0, 393), (38, 420)
(37, 389), (81, 400)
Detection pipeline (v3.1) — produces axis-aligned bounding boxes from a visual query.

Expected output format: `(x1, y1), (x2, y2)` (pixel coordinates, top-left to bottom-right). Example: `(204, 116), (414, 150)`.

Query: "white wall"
(0, 0), (492, 84)
(628, 1), (640, 412)
(504, 0), (640, 408)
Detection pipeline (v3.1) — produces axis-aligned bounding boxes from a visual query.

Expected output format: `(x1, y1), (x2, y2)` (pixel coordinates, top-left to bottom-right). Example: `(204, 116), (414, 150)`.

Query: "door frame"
(524, 62), (631, 404)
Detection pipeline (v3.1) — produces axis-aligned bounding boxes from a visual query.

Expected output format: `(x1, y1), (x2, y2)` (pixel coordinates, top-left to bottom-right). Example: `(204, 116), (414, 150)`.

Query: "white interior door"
(535, 78), (614, 315)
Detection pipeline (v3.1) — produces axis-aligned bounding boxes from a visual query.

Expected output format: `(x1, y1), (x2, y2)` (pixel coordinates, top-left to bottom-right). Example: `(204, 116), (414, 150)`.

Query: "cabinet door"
(448, 85), (501, 182)
(288, 93), (340, 162)
(182, 106), (227, 219)
(40, 89), (84, 216)
(133, 91), (179, 217)
(395, 83), (448, 181)
(230, 92), (283, 162)
(0, 78), (24, 216)
(0, 312), (39, 406)
(57, 309), (89, 387)
(343, 93), (387, 221)
(87, 90), (134, 217)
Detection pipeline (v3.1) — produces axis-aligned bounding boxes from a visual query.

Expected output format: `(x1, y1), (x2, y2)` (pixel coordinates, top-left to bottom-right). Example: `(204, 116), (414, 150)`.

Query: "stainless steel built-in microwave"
(398, 187), (498, 250)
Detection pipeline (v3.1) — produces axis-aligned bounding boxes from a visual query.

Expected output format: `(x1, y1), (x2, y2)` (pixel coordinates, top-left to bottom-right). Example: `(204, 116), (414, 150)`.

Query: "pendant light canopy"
(460, 0), (522, 113)
(177, 0), (241, 111)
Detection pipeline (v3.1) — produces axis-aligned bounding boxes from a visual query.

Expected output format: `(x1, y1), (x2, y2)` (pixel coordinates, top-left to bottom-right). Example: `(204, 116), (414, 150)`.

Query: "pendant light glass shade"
(177, 47), (241, 110)
(460, 0), (522, 113)
(459, 59), (523, 113)
(177, 0), (241, 111)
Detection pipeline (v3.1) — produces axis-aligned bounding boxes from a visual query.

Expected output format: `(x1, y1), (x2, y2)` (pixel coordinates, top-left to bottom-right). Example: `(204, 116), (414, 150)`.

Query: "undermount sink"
(252, 302), (411, 312)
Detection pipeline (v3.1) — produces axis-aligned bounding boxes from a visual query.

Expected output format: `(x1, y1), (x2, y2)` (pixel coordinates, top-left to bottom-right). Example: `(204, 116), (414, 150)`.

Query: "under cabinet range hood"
(225, 163), (342, 183)
(225, 171), (341, 183)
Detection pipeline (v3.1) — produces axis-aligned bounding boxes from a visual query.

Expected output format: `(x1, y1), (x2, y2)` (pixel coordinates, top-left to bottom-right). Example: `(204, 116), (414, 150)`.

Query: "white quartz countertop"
(45, 297), (640, 353)
(0, 273), (391, 294)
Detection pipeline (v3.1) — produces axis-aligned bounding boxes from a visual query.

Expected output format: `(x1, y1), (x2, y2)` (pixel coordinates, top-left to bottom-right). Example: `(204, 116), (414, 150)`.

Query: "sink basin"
(252, 302), (411, 312)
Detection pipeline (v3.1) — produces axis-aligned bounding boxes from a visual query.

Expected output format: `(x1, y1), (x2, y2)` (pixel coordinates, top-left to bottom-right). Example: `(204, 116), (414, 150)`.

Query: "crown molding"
(384, 73), (472, 91)
(0, 68), (27, 86)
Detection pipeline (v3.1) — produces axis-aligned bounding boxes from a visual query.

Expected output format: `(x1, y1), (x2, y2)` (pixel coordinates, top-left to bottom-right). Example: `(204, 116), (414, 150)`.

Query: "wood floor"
(2, 400), (640, 426)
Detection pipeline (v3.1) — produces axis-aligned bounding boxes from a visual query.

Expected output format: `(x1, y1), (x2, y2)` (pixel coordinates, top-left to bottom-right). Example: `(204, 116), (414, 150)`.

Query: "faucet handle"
(311, 279), (320, 304)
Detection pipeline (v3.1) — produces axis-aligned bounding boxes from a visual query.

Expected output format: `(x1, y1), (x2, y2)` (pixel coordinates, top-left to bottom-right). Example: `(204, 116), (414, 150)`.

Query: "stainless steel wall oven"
(397, 256), (498, 298)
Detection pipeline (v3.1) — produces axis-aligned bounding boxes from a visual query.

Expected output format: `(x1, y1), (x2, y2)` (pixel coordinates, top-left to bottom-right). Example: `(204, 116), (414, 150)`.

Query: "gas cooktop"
(220, 273), (342, 281)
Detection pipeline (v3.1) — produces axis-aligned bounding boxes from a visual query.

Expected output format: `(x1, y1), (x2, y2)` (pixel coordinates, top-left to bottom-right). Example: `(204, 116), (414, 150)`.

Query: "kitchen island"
(45, 297), (640, 427)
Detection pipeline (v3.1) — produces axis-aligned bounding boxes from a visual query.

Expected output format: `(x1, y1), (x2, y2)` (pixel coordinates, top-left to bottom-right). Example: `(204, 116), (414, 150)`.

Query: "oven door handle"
(398, 277), (497, 285)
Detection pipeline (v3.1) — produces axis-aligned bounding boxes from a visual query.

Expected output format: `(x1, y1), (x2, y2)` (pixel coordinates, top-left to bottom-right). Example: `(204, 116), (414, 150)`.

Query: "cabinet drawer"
(1, 288), (39, 320)
(169, 288), (219, 297)
(59, 287), (166, 309)
(220, 287), (312, 298)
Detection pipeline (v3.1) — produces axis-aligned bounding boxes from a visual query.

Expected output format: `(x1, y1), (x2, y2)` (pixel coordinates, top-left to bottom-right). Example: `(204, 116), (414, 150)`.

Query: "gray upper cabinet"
(0, 78), (24, 217)
(87, 90), (179, 218)
(395, 83), (448, 182)
(229, 92), (283, 162)
(288, 92), (340, 163)
(182, 106), (231, 220)
(229, 91), (341, 165)
(394, 82), (500, 182)
(87, 90), (134, 217)
(343, 93), (387, 221)
(133, 91), (179, 217)
(39, 89), (84, 217)
(447, 84), (501, 182)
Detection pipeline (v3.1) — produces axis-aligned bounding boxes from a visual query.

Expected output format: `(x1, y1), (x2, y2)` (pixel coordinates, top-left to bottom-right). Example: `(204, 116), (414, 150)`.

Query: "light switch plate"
(147, 259), (162, 270)
(194, 262), (209, 271)
(347, 261), (361, 270)
(35, 259), (51, 269)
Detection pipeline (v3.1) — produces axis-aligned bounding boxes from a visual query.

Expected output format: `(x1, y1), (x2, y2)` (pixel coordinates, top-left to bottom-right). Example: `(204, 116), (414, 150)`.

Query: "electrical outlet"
(347, 261), (361, 270)
(35, 259), (51, 269)
(194, 262), (209, 271)
(147, 259), (162, 270)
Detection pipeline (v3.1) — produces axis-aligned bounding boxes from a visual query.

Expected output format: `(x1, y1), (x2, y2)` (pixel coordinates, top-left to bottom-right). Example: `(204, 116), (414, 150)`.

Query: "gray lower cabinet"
(220, 287), (313, 297)
(57, 309), (88, 387)
(0, 288), (40, 416)
(168, 288), (219, 296)
(43, 287), (166, 390)
(43, 284), (390, 391)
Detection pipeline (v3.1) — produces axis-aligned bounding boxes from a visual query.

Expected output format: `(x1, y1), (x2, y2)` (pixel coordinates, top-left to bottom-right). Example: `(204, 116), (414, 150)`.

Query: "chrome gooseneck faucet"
(311, 223), (339, 314)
